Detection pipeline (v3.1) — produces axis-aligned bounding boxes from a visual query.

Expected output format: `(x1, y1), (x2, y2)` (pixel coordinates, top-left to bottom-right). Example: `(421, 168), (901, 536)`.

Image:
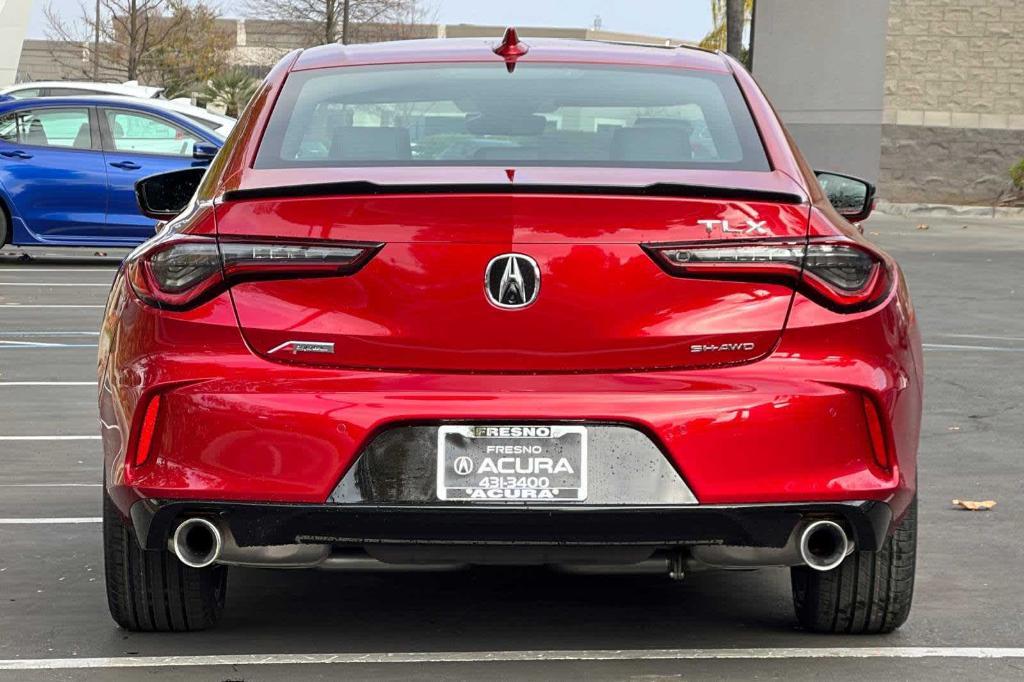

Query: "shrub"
(1012, 159), (1024, 190)
(203, 70), (259, 118)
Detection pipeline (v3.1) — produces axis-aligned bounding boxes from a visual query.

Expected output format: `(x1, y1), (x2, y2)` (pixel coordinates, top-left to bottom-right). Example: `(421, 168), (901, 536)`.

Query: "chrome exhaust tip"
(798, 520), (851, 572)
(171, 517), (223, 569)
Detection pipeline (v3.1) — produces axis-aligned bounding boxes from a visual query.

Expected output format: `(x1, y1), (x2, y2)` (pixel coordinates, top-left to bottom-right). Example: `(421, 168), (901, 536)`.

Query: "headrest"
(72, 123), (92, 149)
(611, 126), (693, 162)
(25, 119), (48, 146)
(330, 127), (411, 161)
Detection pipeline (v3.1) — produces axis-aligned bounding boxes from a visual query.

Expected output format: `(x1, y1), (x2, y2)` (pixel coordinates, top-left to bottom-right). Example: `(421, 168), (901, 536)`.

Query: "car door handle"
(109, 161), (141, 170)
(0, 150), (33, 159)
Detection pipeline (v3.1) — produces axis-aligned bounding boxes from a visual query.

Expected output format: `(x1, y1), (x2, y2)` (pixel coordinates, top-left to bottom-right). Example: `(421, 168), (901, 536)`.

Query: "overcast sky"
(27, 0), (713, 43)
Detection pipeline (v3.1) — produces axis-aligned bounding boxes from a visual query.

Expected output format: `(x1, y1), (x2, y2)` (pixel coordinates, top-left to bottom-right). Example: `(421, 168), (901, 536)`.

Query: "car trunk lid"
(216, 176), (810, 373)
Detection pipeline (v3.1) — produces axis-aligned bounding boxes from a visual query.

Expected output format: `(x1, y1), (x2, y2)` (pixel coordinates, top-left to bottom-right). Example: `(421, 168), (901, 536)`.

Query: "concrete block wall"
(884, 0), (1023, 119)
(881, 125), (1024, 204)
(880, 0), (1024, 204)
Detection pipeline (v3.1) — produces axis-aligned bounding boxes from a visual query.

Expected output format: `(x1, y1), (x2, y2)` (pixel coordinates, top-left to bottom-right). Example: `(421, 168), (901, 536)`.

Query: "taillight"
(127, 239), (224, 309)
(861, 394), (891, 472)
(219, 242), (377, 281)
(134, 394), (162, 467)
(126, 235), (381, 310)
(644, 238), (892, 313)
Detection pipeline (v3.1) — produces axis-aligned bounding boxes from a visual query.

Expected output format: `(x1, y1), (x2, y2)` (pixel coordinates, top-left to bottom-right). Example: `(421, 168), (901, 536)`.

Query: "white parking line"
(0, 341), (99, 348)
(0, 517), (101, 525)
(0, 382), (96, 386)
(0, 436), (100, 441)
(923, 343), (1024, 352)
(0, 483), (99, 487)
(0, 282), (111, 287)
(0, 268), (116, 272)
(0, 347), (98, 351)
(936, 333), (1024, 343)
(0, 331), (100, 337)
(0, 647), (1023, 671)
(0, 304), (105, 309)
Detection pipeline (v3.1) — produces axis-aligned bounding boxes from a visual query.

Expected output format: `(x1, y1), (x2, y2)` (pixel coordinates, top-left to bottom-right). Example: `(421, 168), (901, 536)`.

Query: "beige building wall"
(883, 0), (1023, 126)
(0, 0), (34, 87)
(880, 0), (1024, 203)
(752, 0), (890, 183)
(15, 40), (89, 82)
(444, 24), (681, 45)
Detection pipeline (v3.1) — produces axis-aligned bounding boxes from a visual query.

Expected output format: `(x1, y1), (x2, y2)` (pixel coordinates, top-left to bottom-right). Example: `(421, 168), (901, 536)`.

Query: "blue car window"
(104, 109), (200, 156)
(0, 108), (91, 149)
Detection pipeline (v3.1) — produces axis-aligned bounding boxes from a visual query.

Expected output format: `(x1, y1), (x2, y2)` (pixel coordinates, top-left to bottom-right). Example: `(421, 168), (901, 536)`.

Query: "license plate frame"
(436, 425), (588, 502)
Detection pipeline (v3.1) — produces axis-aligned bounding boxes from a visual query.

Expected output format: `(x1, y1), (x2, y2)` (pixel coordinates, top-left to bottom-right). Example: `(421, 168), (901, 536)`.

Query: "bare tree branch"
(43, 0), (230, 85)
(43, 0), (96, 80)
(242, 0), (429, 48)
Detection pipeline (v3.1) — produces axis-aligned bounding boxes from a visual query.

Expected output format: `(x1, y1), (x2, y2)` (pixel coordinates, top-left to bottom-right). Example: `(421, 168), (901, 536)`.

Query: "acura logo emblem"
(453, 456), (474, 476)
(485, 254), (540, 309)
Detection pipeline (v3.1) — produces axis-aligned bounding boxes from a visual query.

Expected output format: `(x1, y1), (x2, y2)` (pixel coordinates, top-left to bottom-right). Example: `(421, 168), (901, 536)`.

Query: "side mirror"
(815, 170), (876, 223)
(193, 142), (219, 161)
(135, 167), (206, 221)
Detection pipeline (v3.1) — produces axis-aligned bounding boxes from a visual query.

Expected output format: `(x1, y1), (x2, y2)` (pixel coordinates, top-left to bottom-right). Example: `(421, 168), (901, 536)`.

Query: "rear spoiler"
(222, 181), (805, 205)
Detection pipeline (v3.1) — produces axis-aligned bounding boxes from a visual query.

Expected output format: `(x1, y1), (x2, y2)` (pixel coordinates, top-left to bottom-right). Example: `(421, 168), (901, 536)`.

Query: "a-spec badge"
(267, 340), (335, 355)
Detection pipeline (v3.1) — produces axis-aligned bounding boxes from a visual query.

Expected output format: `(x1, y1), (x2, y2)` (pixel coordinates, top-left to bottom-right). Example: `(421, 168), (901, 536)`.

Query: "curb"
(876, 200), (1024, 219)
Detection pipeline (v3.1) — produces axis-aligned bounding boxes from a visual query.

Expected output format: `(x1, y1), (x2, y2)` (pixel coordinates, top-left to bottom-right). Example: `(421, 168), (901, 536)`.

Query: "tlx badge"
(698, 219), (771, 237)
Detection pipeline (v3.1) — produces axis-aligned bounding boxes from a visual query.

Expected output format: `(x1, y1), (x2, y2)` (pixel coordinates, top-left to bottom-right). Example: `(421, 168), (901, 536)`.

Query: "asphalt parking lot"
(0, 213), (1022, 680)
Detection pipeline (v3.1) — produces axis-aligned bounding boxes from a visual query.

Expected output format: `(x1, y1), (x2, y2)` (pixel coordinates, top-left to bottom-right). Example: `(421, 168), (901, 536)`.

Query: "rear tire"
(791, 498), (916, 634)
(103, 492), (227, 631)
(0, 200), (9, 246)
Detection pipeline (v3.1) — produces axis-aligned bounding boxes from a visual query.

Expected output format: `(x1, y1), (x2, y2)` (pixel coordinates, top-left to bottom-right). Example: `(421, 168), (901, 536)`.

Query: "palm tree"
(203, 69), (259, 118)
(700, 0), (754, 61)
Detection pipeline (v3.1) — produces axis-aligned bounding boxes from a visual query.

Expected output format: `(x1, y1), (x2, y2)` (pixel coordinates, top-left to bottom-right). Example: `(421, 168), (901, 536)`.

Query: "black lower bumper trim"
(131, 500), (892, 553)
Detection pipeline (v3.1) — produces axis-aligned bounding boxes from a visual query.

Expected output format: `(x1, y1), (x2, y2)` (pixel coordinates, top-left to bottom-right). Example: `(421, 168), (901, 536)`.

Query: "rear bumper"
(105, 364), (916, 508)
(100, 279), (922, 523)
(131, 499), (893, 553)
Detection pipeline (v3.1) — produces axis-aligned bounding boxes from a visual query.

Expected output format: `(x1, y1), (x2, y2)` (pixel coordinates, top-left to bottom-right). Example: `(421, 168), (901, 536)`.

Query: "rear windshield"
(254, 63), (769, 171)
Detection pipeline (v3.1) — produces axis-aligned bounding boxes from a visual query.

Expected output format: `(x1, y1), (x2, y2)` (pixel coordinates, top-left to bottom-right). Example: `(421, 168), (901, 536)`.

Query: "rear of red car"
(99, 36), (921, 633)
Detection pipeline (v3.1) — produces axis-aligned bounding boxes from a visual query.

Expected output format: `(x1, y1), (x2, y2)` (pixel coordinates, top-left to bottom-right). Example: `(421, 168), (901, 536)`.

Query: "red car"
(99, 30), (922, 633)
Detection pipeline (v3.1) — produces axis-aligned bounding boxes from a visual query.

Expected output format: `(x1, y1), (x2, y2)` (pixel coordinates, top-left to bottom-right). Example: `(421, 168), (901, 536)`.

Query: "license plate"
(437, 425), (587, 502)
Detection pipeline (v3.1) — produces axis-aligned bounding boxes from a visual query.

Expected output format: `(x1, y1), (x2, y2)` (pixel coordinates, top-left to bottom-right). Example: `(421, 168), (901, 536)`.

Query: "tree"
(242, 0), (425, 47)
(203, 69), (259, 117)
(44, 0), (228, 85)
(725, 0), (744, 60)
(700, 0), (754, 64)
(148, 1), (233, 98)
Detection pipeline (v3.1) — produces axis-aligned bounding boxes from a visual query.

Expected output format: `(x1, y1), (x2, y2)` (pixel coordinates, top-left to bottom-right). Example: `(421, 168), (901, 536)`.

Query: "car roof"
(1, 81), (161, 96)
(161, 99), (235, 124)
(0, 94), (180, 112)
(0, 89), (233, 126)
(0, 95), (224, 140)
(292, 36), (729, 73)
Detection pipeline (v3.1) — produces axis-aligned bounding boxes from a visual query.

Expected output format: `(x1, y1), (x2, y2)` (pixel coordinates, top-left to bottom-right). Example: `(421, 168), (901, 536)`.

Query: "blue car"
(0, 95), (222, 248)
